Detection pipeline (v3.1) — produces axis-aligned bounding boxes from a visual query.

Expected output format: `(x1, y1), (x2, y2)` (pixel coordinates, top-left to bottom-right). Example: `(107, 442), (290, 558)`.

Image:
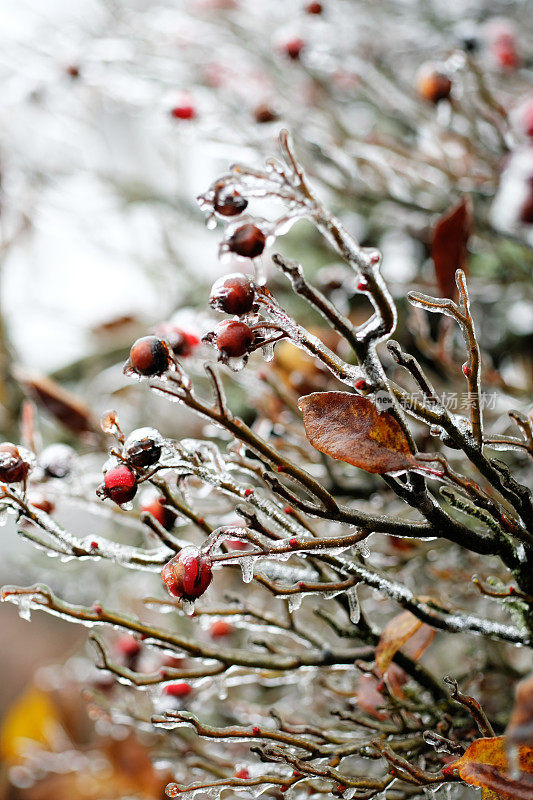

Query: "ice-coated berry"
(40, 443), (76, 479)
(142, 496), (177, 531)
(214, 188), (248, 217)
(416, 65), (451, 104)
(0, 443), (30, 484)
(127, 336), (172, 377)
(209, 273), (255, 316)
(124, 427), (164, 469)
(161, 547), (213, 601)
(99, 464), (137, 505)
(283, 38), (304, 60)
(227, 224), (266, 259)
(214, 320), (254, 358)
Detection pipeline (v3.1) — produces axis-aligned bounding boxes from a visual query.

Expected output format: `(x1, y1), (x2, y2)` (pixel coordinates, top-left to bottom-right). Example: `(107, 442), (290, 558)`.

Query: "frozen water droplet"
(206, 215), (217, 230)
(18, 596), (32, 622)
(181, 598), (195, 616)
(356, 540), (370, 558)
(226, 355), (247, 372)
(166, 783), (181, 797)
(288, 593), (302, 612)
(261, 343), (275, 362)
(239, 556), (254, 583)
(252, 258), (266, 286)
(346, 585), (360, 624)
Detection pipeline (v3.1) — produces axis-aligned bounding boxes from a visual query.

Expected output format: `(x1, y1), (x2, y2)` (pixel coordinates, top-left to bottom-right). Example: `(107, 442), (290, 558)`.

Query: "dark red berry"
(142, 497), (177, 531)
(0, 443), (30, 484)
(164, 682), (192, 697)
(209, 273), (255, 315)
(306, 1), (323, 12)
(152, 323), (199, 357)
(214, 188), (248, 217)
(283, 38), (304, 60)
(209, 620), (232, 638)
(161, 547), (213, 601)
(99, 464), (137, 505)
(66, 64), (80, 78)
(253, 104), (279, 124)
(417, 66), (451, 104)
(214, 320), (254, 358)
(170, 104), (196, 120)
(227, 224), (266, 259)
(127, 336), (171, 377)
(124, 427), (163, 468)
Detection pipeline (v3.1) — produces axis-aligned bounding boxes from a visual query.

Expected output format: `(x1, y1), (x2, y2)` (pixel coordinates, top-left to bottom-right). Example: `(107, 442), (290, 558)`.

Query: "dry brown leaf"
(431, 195), (472, 299)
(444, 736), (533, 800)
(15, 368), (100, 438)
(375, 611), (425, 674)
(297, 391), (417, 474)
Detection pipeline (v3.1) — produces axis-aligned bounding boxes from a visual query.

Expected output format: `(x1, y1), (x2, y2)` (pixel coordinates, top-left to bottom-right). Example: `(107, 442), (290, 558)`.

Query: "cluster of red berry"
(96, 427), (164, 506)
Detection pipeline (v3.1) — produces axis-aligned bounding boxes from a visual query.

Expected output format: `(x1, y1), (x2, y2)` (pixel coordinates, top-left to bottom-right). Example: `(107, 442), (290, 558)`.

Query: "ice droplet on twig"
(346, 585), (360, 624)
(166, 783), (181, 798)
(181, 598), (195, 616)
(288, 593), (302, 612)
(239, 556), (255, 583)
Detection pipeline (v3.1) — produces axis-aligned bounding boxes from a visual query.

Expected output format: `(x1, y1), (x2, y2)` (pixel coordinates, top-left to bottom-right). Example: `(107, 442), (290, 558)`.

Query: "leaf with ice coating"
(298, 392), (417, 474)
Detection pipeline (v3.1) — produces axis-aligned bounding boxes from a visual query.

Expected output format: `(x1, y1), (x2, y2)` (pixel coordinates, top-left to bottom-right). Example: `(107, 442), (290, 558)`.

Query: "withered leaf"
(375, 611), (433, 674)
(15, 368), (100, 438)
(431, 195), (472, 299)
(445, 737), (533, 800)
(297, 391), (417, 474)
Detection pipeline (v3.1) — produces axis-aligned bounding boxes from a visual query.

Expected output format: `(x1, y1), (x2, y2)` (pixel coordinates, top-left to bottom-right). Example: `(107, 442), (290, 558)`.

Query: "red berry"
(99, 464), (137, 505)
(210, 273), (255, 316)
(66, 64), (80, 78)
(91, 541), (99, 549)
(161, 547), (213, 601)
(164, 682), (192, 697)
(152, 323), (199, 357)
(306, 2), (323, 12)
(283, 38), (304, 60)
(124, 427), (163, 468)
(127, 336), (172, 377)
(209, 620), (232, 638)
(416, 65), (452, 104)
(355, 379), (367, 391)
(214, 320), (254, 358)
(214, 188), (248, 217)
(116, 635), (141, 659)
(170, 104), (196, 120)
(0, 443), (30, 484)
(142, 497), (177, 531)
(253, 104), (279, 124)
(235, 769), (250, 780)
(227, 224), (266, 259)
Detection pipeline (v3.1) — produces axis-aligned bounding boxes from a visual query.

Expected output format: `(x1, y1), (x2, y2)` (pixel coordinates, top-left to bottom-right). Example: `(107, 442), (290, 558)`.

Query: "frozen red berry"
(214, 320), (254, 358)
(0, 443), (30, 484)
(306, 2), (323, 13)
(126, 336), (172, 377)
(214, 188), (248, 217)
(282, 38), (304, 60)
(142, 496), (177, 531)
(170, 104), (196, 120)
(98, 464), (137, 505)
(116, 635), (141, 659)
(152, 323), (199, 357)
(164, 682), (192, 697)
(124, 427), (164, 468)
(161, 547), (213, 601)
(235, 769), (250, 780)
(416, 65), (451, 104)
(227, 224), (266, 259)
(209, 273), (255, 316)
(209, 620), (232, 638)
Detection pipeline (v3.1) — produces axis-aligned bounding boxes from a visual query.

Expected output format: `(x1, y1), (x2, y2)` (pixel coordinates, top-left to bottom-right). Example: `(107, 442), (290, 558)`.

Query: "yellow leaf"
(0, 686), (62, 763)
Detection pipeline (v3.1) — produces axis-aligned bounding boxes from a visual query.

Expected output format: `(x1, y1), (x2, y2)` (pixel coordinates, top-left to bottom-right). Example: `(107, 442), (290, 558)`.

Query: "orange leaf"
(431, 195), (472, 299)
(297, 392), (417, 474)
(445, 737), (533, 800)
(375, 611), (426, 674)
